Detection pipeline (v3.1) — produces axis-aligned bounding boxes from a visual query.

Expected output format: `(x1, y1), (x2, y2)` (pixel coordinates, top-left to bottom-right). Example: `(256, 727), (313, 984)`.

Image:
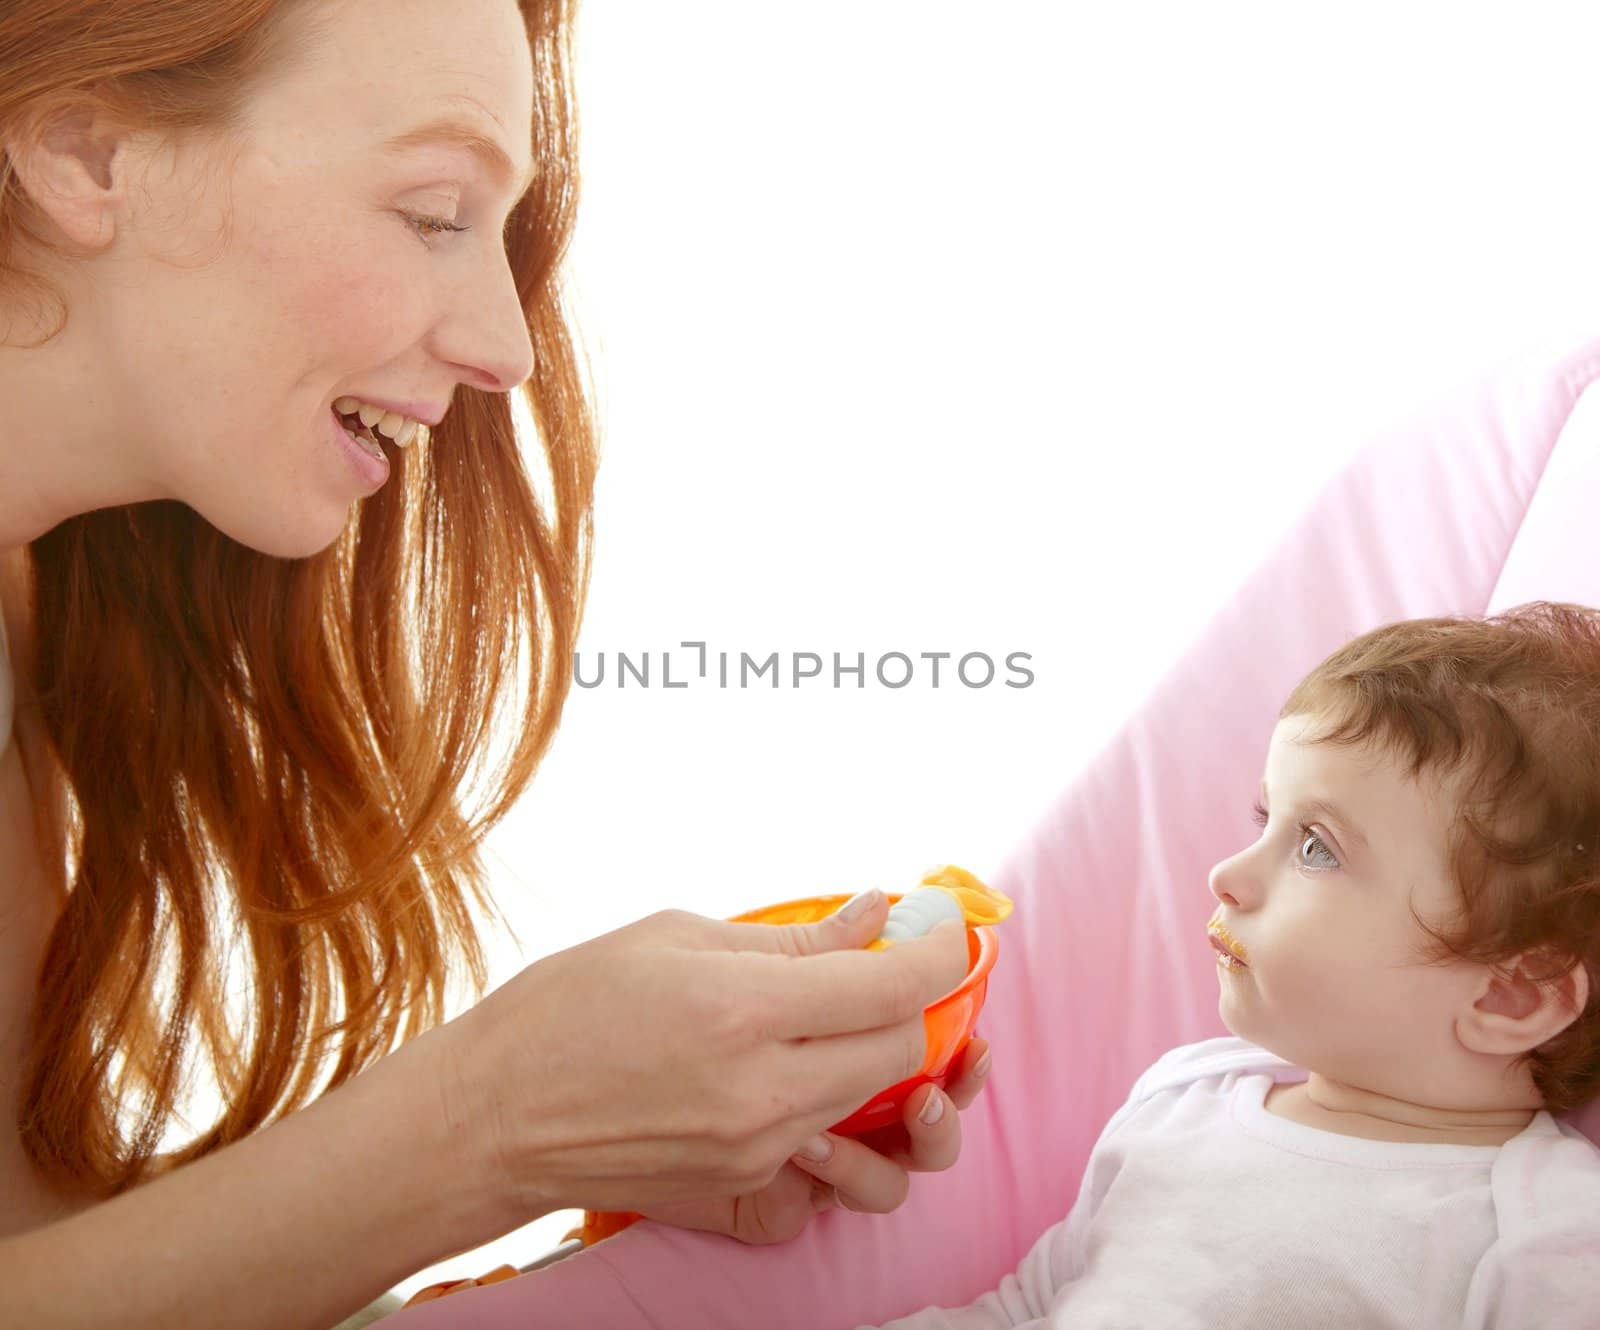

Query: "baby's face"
(1207, 713), (1488, 1097)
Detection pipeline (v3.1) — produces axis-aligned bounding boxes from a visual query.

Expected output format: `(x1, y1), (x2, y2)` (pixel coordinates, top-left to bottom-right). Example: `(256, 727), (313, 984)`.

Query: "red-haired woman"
(0, 2), (991, 1325)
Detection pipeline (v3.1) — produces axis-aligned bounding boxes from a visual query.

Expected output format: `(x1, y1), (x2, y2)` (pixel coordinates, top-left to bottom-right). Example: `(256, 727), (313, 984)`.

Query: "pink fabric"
(390, 336), (1600, 1329)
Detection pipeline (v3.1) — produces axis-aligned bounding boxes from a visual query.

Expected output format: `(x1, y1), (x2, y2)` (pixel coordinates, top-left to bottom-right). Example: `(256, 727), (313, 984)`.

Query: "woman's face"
(1, 0), (536, 557)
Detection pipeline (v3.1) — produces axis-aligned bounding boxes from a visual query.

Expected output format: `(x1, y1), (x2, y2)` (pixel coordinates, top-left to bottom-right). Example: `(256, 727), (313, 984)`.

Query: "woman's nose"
(432, 250), (537, 394)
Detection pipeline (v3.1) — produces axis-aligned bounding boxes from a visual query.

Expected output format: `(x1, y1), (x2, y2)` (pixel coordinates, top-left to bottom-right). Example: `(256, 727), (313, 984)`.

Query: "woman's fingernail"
(794, 1133), (834, 1163)
(973, 1048), (992, 1079)
(835, 889), (883, 925)
(919, 1089), (946, 1125)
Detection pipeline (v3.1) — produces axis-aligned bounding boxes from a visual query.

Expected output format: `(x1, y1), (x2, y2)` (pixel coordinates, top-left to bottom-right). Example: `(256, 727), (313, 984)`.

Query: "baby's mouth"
(1208, 923), (1248, 968)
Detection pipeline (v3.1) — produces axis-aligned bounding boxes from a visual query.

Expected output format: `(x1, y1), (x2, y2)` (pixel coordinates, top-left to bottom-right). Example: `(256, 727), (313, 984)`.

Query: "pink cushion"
(390, 335), (1600, 1328)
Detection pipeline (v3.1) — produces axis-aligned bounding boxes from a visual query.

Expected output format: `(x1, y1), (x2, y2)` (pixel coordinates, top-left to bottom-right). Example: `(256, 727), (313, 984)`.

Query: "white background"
(385, 0), (1600, 1301)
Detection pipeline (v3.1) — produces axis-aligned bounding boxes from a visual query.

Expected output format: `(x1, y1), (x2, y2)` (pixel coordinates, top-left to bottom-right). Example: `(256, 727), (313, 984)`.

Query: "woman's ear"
(1456, 949), (1591, 1057)
(5, 100), (133, 250)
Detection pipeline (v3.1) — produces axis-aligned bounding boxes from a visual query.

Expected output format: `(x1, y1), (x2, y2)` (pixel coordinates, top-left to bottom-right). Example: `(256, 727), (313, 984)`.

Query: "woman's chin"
(197, 502), (354, 562)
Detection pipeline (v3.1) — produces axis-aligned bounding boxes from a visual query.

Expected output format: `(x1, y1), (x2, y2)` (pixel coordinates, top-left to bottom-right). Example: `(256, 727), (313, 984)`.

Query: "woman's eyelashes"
(1250, 799), (1339, 869)
(403, 211), (472, 244)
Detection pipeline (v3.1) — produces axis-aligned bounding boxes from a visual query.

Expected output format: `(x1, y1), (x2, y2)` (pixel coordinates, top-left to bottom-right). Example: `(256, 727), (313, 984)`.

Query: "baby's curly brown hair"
(1282, 600), (1600, 1115)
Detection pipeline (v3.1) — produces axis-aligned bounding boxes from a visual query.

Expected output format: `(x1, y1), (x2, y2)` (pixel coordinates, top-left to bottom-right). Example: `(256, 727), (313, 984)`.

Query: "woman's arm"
(0, 897), (970, 1328)
(0, 1029), (510, 1330)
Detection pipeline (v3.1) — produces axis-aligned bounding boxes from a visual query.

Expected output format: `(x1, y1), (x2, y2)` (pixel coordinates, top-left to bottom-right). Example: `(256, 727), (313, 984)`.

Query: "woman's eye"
(403, 211), (472, 243)
(1249, 799), (1338, 869)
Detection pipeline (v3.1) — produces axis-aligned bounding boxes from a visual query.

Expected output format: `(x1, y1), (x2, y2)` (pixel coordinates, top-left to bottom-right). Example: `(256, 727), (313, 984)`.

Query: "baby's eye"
(1250, 799), (1339, 869)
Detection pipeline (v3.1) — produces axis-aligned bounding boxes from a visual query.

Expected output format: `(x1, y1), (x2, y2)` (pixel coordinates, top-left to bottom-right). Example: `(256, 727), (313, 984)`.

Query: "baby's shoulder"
(1499, 1116), (1600, 1230)
(1127, 1035), (1292, 1101)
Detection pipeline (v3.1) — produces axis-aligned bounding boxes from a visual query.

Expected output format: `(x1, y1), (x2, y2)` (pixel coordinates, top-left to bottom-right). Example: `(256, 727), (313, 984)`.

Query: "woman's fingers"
(856, 1077), (967, 1175)
(771, 1030), (985, 1165)
(900, 1083), (962, 1173)
(702, 906), (979, 1145)
(739, 889), (892, 957)
(888, 1039), (990, 1175)
(941, 1036), (992, 1111)
(787, 1130), (912, 1215)
(784, 1039), (994, 1211)
(741, 919), (972, 1041)
(774, 1015), (931, 1132)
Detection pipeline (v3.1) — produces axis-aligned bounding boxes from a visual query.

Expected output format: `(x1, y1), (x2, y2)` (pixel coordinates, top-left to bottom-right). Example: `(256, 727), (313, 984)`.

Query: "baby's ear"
(1458, 948), (1590, 1056)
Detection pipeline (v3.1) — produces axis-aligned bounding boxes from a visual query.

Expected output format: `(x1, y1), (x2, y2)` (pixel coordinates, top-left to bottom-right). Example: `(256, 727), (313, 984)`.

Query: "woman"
(0, 1), (992, 1326)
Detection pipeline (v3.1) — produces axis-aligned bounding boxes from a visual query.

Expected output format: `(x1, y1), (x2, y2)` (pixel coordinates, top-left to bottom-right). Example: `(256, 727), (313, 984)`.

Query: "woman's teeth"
(341, 416), (386, 461)
(333, 396), (423, 450)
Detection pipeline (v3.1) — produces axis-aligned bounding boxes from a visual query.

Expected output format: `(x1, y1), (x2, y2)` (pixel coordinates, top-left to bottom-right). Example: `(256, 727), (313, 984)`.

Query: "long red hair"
(0, 0), (597, 1196)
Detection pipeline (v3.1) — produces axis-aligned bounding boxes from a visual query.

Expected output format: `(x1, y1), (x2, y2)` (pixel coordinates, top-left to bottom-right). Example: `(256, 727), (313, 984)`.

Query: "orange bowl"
(728, 892), (999, 1136)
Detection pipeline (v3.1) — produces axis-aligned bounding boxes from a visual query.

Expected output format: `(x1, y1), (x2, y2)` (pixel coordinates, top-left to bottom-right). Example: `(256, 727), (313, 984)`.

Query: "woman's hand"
(425, 889), (973, 1229)
(631, 1034), (993, 1244)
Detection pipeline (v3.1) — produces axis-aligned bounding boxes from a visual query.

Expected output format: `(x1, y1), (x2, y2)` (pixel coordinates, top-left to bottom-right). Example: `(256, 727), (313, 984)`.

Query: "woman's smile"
(326, 403), (391, 493)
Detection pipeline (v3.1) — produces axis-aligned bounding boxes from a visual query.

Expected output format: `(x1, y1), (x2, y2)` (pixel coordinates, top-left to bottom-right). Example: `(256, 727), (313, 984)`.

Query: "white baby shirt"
(864, 1035), (1600, 1330)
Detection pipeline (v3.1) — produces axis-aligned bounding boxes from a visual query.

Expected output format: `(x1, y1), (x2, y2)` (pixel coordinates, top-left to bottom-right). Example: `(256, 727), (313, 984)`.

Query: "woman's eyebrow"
(1260, 778), (1370, 852)
(380, 115), (536, 201)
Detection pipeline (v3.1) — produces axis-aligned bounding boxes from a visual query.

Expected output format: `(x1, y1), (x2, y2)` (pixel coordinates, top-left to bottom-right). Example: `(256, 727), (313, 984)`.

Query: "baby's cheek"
(1265, 945), (1354, 1004)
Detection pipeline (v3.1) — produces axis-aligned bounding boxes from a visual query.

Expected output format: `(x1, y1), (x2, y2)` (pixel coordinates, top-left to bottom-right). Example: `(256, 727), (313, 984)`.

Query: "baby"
(863, 601), (1600, 1329)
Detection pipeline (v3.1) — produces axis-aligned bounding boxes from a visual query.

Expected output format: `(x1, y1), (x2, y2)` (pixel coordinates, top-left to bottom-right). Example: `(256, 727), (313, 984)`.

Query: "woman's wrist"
(0, 1020), (535, 1330)
(373, 1022), (540, 1251)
